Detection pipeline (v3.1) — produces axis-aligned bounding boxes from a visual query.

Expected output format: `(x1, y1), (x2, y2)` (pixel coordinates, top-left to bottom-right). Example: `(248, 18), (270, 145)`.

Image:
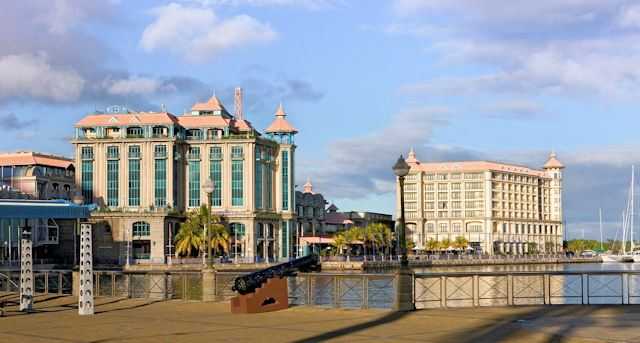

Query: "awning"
(0, 199), (90, 219)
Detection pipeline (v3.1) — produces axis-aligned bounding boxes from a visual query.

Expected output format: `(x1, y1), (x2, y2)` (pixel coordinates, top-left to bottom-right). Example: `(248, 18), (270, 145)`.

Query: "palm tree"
(453, 236), (469, 251)
(209, 223), (230, 256)
(331, 233), (347, 256)
(174, 217), (203, 257)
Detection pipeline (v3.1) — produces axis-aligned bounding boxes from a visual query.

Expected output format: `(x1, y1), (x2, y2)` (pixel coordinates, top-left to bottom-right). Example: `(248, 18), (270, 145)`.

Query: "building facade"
(294, 179), (327, 256)
(72, 88), (298, 264)
(0, 152), (75, 200)
(396, 149), (564, 255)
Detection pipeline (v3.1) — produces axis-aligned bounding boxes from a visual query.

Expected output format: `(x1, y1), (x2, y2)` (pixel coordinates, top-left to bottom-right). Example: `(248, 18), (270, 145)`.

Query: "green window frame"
(81, 147), (93, 202)
(282, 150), (289, 210)
(255, 146), (263, 209)
(132, 221), (150, 236)
(106, 146), (119, 207)
(128, 145), (140, 207)
(209, 146), (222, 207)
(189, 147), (201, 207)
(155, 145), (167, 207)
(231, 146), (244, 206)
(265, 149), (272, 209)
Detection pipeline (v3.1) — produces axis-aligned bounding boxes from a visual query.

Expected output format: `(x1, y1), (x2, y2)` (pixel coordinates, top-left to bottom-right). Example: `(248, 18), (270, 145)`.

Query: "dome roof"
(544, 152), (564, 169)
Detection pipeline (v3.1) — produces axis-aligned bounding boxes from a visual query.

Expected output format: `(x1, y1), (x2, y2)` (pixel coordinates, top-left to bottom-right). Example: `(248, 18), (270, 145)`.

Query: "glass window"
(232, 147), (244, 206)
(210, 147), (222, 207)
(189, 148), (201, 207)
(132, 221), (150, 236)
(106, 146), (119, 207)
(128, 146), (140, 207)
(255, 146), (263, 209)
(281, 150), (289, 210)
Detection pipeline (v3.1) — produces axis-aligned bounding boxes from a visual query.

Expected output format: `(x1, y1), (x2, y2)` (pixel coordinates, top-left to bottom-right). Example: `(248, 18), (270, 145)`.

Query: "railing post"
(307, 275), (313, 305)
(44, 271), (49, 295)
(363, 276), (368, 309)
(472, 275), (479, 307)
(112, 273), (116, 298)
(582, 274), (589, 305)
(334, 276), (340, 308)
(543, 274), (550, 305)
(58, 272), (63, 295)
(507, 274), (513, 306)
(440, 276), (446, 308)
(623, 273), (629, 305)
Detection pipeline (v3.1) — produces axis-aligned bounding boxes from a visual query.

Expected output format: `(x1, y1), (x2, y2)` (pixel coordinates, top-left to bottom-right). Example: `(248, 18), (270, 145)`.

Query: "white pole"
(632, 165), (636, 252)
(599, 208), (603, 251)
(234, 225), (238, 264)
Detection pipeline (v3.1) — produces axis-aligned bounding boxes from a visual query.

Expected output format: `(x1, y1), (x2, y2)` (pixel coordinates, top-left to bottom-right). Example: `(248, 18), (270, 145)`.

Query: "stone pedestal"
(147, 273), (168, 300)
(20, 233), (33, 312)
(394, 268), (415, 312)
(202, 268), (216, 302)
(78, 223), (94, 315)
(230, 277), (288, 314)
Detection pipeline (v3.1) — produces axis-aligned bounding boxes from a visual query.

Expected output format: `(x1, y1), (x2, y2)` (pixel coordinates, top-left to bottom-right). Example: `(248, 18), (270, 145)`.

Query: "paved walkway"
(1, 295), (640, 342)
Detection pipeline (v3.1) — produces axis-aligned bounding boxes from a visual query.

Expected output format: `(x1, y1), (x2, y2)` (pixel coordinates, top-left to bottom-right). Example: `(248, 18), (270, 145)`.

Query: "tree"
(331, 233), (347, 256)
(439, 238), (452, 251)
(426, 238), (439, 252)
(174, 205), (228, 257)
(453, 236), (469, 251)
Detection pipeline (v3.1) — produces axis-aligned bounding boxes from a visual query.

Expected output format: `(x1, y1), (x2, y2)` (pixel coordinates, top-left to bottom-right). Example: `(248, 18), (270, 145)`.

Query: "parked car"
(580, 250), (595, 257)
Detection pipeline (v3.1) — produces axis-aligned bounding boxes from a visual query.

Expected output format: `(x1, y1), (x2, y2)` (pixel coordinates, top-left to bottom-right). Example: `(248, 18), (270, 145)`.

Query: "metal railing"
(215, 272), (396, 309)
(1, 270), (72, 295)
(93, 271), (203, 300)
(414, 271), (640, 309)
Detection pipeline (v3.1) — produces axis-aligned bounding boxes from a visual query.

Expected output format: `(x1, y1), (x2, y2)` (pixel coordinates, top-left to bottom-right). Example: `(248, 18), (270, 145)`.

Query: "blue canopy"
(0, 199), (90, 219)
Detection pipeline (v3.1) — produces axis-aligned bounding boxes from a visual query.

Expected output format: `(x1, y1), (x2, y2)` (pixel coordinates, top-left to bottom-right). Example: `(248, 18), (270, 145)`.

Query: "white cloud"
(0, 53), (84, 102)
(104, 76), (176, 96)
(185, 0), (339, 9)
(140, 3), (277, 62)
(618, 4), (640, 28)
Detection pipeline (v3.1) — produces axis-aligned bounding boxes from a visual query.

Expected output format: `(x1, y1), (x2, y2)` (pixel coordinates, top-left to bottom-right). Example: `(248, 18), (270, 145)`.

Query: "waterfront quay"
(0, 295), (638, 343)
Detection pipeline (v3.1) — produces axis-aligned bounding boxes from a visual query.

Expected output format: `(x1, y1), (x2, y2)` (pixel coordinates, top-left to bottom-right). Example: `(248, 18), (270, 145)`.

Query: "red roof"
(265, 103), (298, 134)
(0, 152), (73, 169)
(191, 95), (227, 112)
(75, 112), (178, 127)
(177, 115), (232, 128)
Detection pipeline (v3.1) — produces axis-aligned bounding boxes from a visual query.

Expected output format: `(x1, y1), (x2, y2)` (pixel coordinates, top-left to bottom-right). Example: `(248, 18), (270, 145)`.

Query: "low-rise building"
(396, 149), (564, 255)
(0, 152), (75, 200)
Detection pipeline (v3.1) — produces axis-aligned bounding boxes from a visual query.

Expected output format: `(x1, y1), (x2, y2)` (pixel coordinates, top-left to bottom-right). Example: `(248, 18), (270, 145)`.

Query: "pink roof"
(177, 115), (231, 128)
(191, 95), (227, 112)
(265, 103), (298, 134)
(412, 161), (547, 177)
(75, 112), (177, 127)
(232, 119), (255, 132)
(0, 152), (73, 169)
(544, 153), (564, 169)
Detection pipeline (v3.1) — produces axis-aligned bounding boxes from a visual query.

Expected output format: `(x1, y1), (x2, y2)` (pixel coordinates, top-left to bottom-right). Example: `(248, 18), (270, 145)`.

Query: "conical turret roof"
(191, 94), (228, 112)
(544, 151), (564, 169)
(265, 103), (298, 134)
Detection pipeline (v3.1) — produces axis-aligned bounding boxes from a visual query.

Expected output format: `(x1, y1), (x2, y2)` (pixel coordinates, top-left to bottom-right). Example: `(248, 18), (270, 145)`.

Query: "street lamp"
(393, 155), (410, 268)
(203, 178), (214, 269)
(72, 192), (84, 267)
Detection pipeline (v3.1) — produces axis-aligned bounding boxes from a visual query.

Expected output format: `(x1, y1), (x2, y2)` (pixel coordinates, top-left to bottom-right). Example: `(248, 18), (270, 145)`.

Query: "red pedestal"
(230, 277), (289, 314)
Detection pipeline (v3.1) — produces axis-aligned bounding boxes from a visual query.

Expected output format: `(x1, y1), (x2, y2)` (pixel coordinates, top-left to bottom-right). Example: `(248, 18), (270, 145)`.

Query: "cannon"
(232, 254), (320, 295)
(230, 254), (320, 313)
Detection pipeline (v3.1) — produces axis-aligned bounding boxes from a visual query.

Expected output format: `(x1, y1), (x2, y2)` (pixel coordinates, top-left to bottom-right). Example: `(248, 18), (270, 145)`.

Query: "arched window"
(132, 221), (150, 236)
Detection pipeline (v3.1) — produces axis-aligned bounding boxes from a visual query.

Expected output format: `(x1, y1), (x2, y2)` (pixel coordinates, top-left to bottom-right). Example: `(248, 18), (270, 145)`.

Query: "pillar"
(19, 227), (33, 312)
(78, 223), (94, 315)
(394, 268), (414, 311)
(202, 269), (216, 302)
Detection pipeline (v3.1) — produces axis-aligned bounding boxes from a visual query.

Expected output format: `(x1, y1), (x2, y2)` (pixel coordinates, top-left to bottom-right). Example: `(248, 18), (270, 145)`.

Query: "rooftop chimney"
(234, 87), (243, 120)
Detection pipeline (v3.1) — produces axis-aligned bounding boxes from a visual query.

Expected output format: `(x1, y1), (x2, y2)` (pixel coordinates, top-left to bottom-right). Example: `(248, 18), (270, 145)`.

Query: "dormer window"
(191, 110), (199, 116)
(127, 127), (144, 138)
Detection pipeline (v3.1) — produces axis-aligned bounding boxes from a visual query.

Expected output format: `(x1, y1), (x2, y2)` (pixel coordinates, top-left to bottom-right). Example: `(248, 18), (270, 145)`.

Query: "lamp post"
(393, 155), (410, 268)
(203, 178), (214, 269)
(72, 192), (84, 267)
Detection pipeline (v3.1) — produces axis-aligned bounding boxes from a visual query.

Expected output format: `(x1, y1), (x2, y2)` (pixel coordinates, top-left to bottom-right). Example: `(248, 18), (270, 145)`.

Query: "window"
(281, 221), (289, 258)
(438, 192), (447, 200)
(132, 221), (150, 236)
(436, 173), (447, 180)
(426, 223), (435, 232)
(128, 146), (140, 207)
(232, 147), (244, 206)
(81, 147), (93, 201)
(425, 184), (435, 191)
(425, 192), (435, 200)
(188, 147), (201, 207)
(127, 127), (144, 138)
(281, 150), (289, 210)
(230, 223), (245, 236)
(425, 174), (435, 180)
(451, 173), (461, 180)
(154, 145), (167, 158)
(452, 223), (461, 232)
(439, 223), (448, 232)
(210, 147), (222, 207)
(106, 146), (119, 207)
(425, 202), (435, 209)
(255, 146), (263, 209)
(437, 201), (447, 209)
(438, 183), (448, 191)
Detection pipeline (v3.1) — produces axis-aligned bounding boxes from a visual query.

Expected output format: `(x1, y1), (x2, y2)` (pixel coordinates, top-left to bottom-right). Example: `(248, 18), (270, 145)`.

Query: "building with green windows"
(71, 88), (298, 265)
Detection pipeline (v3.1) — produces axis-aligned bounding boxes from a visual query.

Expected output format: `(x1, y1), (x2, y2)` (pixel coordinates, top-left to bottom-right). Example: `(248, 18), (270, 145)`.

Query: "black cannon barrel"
(232, 254), (320, 295)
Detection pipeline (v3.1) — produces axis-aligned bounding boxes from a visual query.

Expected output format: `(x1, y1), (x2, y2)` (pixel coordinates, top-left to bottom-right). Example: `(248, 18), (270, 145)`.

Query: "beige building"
(0, 151), (76, 200)
(396, 149), (564, 255)
(71, 88), (298, 264)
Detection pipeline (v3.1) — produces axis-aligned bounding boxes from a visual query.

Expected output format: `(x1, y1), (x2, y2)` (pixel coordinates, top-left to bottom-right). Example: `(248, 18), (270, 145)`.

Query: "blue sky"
(3, 0), (640, 240)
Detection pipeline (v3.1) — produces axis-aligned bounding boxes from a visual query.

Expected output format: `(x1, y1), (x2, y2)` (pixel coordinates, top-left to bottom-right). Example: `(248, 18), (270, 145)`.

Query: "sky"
(3, 0), (640, 240)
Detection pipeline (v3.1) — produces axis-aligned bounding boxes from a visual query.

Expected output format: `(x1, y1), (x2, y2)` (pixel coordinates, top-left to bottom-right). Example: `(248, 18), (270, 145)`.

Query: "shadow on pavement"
(290, 310), (412, 343)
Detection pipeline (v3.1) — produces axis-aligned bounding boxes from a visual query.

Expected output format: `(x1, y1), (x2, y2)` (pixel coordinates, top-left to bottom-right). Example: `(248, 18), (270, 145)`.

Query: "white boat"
(604, 166), (636, 263)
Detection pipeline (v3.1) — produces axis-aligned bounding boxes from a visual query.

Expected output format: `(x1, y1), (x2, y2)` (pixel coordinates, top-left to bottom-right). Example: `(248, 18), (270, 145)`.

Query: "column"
(79, 223), (94, 315)
(19, 226), (33, 312)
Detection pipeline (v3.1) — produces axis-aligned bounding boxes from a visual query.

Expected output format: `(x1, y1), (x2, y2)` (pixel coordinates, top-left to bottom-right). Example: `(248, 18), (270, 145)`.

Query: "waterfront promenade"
(1, 295), (639, 342)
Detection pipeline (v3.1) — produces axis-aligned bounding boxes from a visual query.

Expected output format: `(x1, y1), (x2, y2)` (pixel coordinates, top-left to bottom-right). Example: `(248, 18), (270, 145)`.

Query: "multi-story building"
(343, 211), (394, 230)
(294, 179), (327, 256)
(396, 149), (564, 255)
(0, 151), (75, 200)
(72, 88), (298, 264)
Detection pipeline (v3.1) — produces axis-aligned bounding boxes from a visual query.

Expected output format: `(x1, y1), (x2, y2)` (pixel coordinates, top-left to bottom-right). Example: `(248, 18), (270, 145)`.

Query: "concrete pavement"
(1, 295), (640, 342)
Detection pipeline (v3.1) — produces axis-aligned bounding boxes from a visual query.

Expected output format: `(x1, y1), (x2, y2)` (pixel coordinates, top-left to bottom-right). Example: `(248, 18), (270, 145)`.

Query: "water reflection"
(413, 262), (640, 274)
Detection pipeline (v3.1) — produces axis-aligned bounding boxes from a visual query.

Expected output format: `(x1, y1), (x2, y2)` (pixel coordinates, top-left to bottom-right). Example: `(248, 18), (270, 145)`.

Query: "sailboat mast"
(632, 165), (635, 252)
(599, 208), (603, 251)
